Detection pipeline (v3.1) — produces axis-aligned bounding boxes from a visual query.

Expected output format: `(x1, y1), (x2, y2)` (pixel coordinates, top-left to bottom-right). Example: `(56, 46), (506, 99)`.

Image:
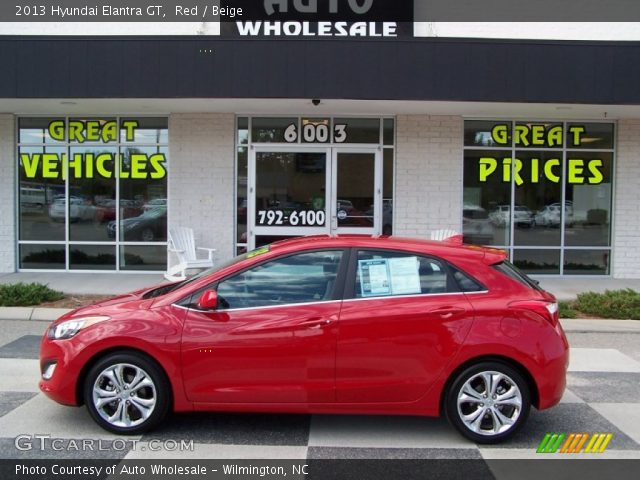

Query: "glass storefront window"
(333, 118), (380, 144)
(251, 117), (298, 143)
(463, 120), (614, 275)
(17, 117), (168, 271)
(565, 152), (613, 247)
(463, 150), (511, 246)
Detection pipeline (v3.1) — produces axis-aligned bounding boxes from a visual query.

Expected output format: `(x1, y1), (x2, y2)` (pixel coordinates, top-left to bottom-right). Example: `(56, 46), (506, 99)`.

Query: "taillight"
(509, 300), (559, 325)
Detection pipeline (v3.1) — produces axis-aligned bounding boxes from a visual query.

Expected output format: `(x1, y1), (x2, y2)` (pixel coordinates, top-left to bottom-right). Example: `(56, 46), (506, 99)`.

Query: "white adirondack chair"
(430, 229), (462, 242)
(165, 227), (216, 281)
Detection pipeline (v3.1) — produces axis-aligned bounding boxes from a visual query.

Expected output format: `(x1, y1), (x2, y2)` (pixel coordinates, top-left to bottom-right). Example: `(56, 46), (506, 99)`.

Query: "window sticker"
(388, 256), (421, 295)
(358, 259), (391, 297)
(358, 256), (422, 297)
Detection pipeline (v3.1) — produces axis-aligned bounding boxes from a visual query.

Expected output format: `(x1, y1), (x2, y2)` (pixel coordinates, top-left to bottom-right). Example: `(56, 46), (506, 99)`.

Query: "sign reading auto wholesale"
(478, 123), (605, 185)
(223, 0), (412, 37)
(20, 120), (167, 180)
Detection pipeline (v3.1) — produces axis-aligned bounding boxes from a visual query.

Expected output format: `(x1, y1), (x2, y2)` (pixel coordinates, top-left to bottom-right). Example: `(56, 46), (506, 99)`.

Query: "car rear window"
(449, 266), (486, 292)
(492, 260), (542, 291)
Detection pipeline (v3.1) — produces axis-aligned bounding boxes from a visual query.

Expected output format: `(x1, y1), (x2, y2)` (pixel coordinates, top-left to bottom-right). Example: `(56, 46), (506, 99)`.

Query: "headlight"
(47, 315), (110, 340)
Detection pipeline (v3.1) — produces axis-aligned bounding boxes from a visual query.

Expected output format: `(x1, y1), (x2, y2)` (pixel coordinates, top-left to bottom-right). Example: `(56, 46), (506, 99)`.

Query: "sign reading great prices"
(20, 120), (167, 180)
(478, 123), (605, 185)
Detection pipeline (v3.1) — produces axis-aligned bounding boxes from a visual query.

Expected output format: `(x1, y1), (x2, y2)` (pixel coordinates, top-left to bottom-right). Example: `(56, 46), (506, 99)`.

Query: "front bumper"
(39, 333), (82, 406)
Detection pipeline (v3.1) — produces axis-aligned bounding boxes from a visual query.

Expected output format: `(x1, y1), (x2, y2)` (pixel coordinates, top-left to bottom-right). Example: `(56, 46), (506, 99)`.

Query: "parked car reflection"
(534, 203), (574, 227)
(49, 196), (97, 223)
(107, 207), (167, 242)
(489, 205), (535, 228)
(462, 205), (494, 244)
(95, 199), (142, 224)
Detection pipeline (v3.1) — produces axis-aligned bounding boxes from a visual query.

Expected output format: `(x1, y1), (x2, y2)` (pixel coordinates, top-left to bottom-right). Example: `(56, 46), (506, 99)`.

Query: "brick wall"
(168, 113), (235, 266)
(0, 115), (15, 273)
(394, 115), (463, 238)
(613, 120), (640, 278)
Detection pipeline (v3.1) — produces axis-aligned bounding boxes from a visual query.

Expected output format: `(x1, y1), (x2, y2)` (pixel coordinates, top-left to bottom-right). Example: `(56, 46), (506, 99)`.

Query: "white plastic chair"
(430, 229), (462, 242)
(165, 227), (216, 281)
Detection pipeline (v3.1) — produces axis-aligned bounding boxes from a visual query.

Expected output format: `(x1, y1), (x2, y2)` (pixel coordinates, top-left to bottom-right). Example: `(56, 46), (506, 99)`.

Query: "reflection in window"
(19, 244), (65, 269)
(17, 117), (168, 271)
(463, 121), (614, 275)
(564, 250), (610, 275)
(217, 250), (344, 309)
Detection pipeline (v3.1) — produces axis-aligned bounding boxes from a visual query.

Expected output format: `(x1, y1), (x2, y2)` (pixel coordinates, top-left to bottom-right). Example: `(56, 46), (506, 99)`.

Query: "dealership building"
(1, 23), (640, 278)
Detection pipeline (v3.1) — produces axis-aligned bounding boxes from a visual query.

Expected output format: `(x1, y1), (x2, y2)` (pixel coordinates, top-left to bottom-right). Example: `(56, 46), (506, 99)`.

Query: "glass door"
(249, 147), (331, 250)
(248, 147), (382, 250)
(331, 148), (381, 235)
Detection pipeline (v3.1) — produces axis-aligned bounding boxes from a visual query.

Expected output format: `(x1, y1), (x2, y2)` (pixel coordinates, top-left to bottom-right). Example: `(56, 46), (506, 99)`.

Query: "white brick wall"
(394, 115), (463, 238)
(0, 115), (15, 273)
(613, 119), (640, 278)
(168, 113), (235, 266)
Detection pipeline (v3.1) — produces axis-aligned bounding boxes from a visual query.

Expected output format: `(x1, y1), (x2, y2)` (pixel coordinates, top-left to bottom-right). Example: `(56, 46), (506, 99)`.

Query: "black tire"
(83, 352), (170, 435)
(445, 361), (530, 444)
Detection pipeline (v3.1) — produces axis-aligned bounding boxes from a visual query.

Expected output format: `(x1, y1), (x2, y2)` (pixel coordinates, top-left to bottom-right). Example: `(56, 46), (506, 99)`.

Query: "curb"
(0, 307), (72, 322)
(560, 318), (640, 333)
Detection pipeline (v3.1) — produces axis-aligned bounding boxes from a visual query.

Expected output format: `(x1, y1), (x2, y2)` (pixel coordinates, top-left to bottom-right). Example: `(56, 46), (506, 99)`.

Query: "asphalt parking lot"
(0, 318), (639, 467)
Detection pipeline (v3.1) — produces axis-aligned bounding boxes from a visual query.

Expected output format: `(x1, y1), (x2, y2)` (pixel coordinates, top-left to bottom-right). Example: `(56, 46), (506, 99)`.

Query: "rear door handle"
(429, 306), (465, 318)
(298, 317), (332, 329)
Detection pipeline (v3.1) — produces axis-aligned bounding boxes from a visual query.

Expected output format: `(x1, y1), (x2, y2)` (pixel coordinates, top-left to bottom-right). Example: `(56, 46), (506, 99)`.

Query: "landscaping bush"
(574, 289), (640, 320)
(558, 301), (579, 319)
(0, 282), (64, 306)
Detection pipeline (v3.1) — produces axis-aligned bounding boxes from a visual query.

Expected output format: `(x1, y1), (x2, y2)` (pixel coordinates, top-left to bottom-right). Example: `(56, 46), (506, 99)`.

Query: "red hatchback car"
(39, 235), (569, 443)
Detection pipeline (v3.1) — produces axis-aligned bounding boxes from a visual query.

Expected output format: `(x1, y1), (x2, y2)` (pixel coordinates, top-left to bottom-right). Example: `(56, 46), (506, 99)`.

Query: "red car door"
(181, 249), (345, 404)
(336, 249), (475, 403)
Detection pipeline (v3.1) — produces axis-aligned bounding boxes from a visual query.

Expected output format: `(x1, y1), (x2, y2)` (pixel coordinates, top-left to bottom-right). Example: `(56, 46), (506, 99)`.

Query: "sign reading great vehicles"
(20, 120), (167, 180)
(478, 123), (606, 185)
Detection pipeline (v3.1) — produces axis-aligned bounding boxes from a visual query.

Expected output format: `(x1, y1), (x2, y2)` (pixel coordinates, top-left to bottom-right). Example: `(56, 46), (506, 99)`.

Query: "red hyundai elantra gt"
(39, 235), (569, 443)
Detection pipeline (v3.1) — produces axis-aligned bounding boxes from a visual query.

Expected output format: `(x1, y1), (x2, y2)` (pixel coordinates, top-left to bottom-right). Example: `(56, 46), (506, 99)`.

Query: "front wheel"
(445, 362), (530, 443)
(84, 352), (170, 434)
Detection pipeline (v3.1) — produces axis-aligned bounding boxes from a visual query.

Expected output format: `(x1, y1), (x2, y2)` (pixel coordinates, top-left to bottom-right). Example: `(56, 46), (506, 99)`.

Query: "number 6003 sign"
(284, 123), (347, 143)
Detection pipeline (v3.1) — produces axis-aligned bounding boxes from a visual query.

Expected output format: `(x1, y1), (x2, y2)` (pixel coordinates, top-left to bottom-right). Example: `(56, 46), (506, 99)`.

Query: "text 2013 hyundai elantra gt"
(40, 235), (569, 443)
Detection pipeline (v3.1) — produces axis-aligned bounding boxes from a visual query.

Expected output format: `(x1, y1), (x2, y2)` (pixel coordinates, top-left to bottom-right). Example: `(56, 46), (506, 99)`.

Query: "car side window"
(216, 250), (343, 310)
(354, 250), (454, 299)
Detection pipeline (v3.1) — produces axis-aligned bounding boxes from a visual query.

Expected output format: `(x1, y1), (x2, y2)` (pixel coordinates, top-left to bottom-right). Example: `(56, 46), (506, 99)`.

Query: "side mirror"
(197, 290), (218, 310)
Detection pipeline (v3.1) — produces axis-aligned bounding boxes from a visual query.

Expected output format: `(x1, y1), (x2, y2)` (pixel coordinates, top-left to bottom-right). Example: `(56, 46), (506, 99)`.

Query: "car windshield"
(144, 247), (272, 298)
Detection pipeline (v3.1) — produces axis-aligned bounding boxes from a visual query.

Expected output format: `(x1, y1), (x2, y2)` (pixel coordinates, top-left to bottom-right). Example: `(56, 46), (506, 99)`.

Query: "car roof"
(266, 235), (506, 265)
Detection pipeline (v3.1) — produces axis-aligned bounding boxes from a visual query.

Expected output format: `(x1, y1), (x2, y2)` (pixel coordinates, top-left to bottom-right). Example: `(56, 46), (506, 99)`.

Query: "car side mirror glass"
(197, 290), (218, 310)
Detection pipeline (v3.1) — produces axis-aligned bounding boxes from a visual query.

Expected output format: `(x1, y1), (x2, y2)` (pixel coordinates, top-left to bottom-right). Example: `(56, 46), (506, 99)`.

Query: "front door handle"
(298, 317), (332, 329)
(429, 306), (466, 318)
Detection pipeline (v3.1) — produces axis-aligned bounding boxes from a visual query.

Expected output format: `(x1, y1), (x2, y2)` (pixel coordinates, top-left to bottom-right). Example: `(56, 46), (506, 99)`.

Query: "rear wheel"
(445, 362), (530, 443)
(84, 352), (169, 434)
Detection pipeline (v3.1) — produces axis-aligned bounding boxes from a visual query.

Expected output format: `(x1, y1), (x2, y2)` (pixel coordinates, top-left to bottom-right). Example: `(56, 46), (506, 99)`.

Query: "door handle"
(298, 317), (332, 329)
(429, 306), (466, 318)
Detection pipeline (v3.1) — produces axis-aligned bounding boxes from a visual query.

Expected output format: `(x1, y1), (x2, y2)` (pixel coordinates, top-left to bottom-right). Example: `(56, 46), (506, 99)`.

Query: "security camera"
(312, 99), (321, 106)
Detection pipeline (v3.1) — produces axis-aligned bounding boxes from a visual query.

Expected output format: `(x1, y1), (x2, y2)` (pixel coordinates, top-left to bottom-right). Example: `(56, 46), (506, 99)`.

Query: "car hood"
(54, 285), (161, 323)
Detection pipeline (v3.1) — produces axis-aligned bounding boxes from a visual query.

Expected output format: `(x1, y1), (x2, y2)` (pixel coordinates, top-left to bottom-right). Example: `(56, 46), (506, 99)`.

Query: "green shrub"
(0, 282), (64, 307)
(574, 289), (640, 320)
(558, 301), (579, 319)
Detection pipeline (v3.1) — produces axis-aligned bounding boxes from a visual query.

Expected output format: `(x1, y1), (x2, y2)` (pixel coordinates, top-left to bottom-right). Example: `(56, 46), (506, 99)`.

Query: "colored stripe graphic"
(537, 433), (612, 454)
